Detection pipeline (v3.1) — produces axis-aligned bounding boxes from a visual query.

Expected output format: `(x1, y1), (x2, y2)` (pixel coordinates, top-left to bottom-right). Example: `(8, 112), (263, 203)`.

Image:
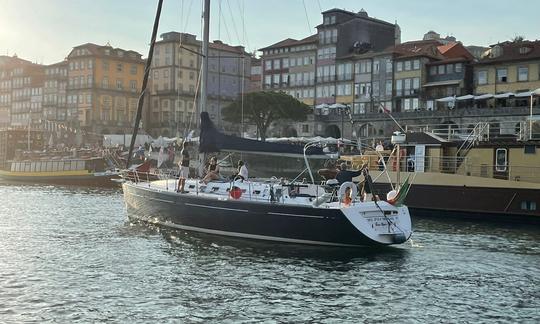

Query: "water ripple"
(0, 184), (538, 322)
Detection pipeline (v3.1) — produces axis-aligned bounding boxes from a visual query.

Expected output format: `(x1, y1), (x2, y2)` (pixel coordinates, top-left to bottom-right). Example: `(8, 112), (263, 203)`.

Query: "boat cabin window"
(495, 148), (507, 172)
(521, 201), (537, 211)
(524, 145), (536, 154)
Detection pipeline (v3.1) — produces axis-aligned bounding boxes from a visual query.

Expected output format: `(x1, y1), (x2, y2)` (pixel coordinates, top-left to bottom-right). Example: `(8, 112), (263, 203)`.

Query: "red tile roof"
(258, 35), (317, 51)
(476, 40), (540, 65)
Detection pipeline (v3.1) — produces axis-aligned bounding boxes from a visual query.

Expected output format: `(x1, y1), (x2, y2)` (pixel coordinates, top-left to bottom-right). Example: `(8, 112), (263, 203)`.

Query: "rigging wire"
(225, 0), (241, 44)
(301, 0), (312, 35)
(316, 0), (322, 13)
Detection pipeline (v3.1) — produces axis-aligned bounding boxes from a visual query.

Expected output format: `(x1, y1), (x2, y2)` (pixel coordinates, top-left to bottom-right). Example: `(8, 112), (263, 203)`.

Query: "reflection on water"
(0, 184), (538, 323)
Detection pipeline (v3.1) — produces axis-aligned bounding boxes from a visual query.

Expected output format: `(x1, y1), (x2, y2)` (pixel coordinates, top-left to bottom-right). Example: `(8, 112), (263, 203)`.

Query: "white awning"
(533, 88), (540, 95)
(436, 96), (456, 103)
(422, 80), (461, 87)
(315, 103), (329, 109)
(456, 94), (475, 101)
(473, 94), (493, 100)
(328, 103), (347, 109)
(494, 92), (514, 99)
(515, 91), (534, 97)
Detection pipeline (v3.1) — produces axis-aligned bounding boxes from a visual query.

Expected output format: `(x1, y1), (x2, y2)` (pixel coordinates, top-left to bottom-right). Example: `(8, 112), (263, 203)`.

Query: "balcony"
(315, 106), (540, 123)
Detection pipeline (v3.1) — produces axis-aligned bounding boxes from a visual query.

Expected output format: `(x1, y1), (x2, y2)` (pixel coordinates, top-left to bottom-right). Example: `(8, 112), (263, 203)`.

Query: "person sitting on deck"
(335, 162), (364, 185)
(201, 156), (220, 184)
(233, 160), (248, 181)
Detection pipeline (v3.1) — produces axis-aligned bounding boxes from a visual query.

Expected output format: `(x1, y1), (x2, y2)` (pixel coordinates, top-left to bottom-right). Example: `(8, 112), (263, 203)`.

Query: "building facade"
(66, 43), (145, 134)
(148, 32), (250, 137)
(474, 40), (540, 101)
(43, 61), (68, 122)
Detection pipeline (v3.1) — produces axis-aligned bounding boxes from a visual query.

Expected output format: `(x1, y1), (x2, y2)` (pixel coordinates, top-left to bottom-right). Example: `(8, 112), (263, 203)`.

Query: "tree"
(511, 35), (525, 42)
(222, 91), (311, 141)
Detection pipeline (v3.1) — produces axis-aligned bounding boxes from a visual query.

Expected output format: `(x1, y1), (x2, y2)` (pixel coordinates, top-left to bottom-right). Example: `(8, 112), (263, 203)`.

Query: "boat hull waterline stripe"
(130, 215), (363, 247)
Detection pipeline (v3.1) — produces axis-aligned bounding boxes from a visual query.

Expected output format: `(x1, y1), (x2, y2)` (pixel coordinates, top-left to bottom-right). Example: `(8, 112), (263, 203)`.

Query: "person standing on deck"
(177, 141), (190, 193)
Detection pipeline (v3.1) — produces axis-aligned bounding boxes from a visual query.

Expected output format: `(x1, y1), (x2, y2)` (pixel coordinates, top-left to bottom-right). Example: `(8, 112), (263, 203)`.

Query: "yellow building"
(66, 43), (145, 134)
(474, 40), (540, 100)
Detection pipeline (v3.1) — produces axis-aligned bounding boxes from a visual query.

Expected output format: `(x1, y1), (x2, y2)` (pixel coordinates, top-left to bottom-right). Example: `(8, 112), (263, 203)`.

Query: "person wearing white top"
(236, 160), (248, 181)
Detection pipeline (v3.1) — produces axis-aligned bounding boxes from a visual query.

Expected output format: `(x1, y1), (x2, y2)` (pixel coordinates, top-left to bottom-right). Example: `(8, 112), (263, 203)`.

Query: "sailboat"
(121, 0), (413, 247)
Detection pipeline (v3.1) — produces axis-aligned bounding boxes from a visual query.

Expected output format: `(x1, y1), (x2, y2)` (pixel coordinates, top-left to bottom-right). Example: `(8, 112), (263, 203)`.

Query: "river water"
(0, 184), (538, 323)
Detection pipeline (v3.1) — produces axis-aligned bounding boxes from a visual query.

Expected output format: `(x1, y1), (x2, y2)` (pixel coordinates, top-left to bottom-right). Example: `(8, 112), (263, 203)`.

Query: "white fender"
(338, 182), (357, 202)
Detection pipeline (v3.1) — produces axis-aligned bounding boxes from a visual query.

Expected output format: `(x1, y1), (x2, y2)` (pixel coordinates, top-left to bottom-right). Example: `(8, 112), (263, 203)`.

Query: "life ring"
(338, 182), (357, 205)
(229, 186), (242, 199)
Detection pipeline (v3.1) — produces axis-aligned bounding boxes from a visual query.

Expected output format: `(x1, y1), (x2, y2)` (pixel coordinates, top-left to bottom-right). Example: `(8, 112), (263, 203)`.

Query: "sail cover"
(198, 112), (324, 156)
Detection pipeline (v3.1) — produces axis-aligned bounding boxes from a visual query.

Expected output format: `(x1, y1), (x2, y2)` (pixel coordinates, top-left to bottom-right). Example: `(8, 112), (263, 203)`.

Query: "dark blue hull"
(122, 183), (381, 247)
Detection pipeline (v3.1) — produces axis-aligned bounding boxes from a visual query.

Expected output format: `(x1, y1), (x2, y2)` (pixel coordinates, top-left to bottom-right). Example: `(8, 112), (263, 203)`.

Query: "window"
(102, 77), (109, 88)
(385, 80), (393, 96)
(153, 70), (159, 79)
(478, 71), (487, 85)
(102, 60), (109, 70)
(373, 60), (380, 73)
(373, 82), (379, 96)
(281, 73), (289, 85)
(495, 148), (507, 172)
(413, 60), (420, 70)
(283, 58), (289, 68)
(438, 65), (445, 74)
(264, 60), (272, 71)
(404, 61), (411, 71)
(189, 72), (194, 80)
(273, 74), (280, 85)
(455, 63), (463, 73)
(430, 66), (437, 75)
(116, 79), (123, 90)
(396, 79), (403, 96)
(274, 59), (281, 69)
(130, 65), (137, 75)
(396, 62), (403, 72)
(302, 124), (309, 133)
(290, 58), (296, 67)
(518, 67), (528, 81)
(386, 59), (392, 73)
(413, 78), (420, 90)
(496, 68), (507, 83)
(116, 63), (123, 72)
(446, 64), (453, 74)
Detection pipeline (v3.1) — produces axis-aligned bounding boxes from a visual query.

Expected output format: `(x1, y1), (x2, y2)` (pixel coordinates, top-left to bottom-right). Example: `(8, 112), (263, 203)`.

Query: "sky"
(0, 0), (538, 64)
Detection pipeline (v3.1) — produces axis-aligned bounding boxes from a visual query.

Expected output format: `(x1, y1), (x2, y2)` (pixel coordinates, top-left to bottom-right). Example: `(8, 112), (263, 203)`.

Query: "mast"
(125, 0), (164, 168)
(200, 0), (210, 114)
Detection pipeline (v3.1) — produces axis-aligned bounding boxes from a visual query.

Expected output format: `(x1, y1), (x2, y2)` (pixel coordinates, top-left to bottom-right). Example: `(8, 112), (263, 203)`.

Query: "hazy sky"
(0, 0), (538, 64)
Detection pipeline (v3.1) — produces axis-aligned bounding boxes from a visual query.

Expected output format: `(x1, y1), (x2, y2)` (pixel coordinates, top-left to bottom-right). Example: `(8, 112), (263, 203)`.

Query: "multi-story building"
(259, 35), (318, 136)
(66, 43), (145, 135)
(392, 40), (443, 113)
(207, 40), (251, 128)
(0, 56), (33, 126)
(149, 32), (200, 137)
(43, 61), (68, 122)
(249, 58), (261, 92)
(148, 32), (250, 137)
(474, 40), (540, 107)
(424, 42), (474, 109)
(8, 59), (45, 127)
(315, 8), (399, 110)
(259, 35), (317, 105)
